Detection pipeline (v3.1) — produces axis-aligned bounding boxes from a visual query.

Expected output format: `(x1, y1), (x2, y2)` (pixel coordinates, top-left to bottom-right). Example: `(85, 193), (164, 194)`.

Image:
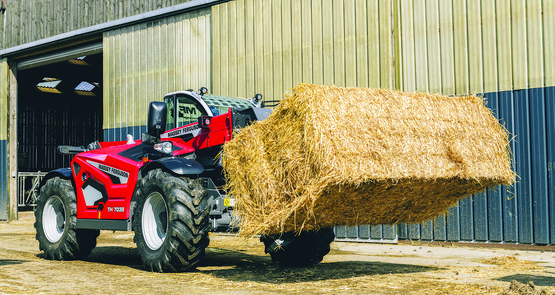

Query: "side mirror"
(146, 101), (167, 144)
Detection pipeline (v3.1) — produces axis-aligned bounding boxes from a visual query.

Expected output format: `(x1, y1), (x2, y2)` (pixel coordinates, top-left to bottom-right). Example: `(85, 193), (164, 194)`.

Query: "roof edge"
(0, 0), (228, 58)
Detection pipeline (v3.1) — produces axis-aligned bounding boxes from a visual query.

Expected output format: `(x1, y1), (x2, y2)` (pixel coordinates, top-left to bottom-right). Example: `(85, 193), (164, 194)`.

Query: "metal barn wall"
(211, 0), (394, 100)
(1, 0), (553, 244)
(395, 0), (555, 245)
(212, 0), (397, 242)
(0, 58), (8, 220)
(211, 0), (555, 245)
(396, 0), (554, 95)
(103, 8), (212, 141)
(0, 0), (199, 50)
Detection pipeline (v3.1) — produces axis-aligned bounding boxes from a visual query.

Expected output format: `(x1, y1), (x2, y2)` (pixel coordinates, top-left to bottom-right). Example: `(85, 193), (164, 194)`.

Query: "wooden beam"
(7, 60), (16, 221)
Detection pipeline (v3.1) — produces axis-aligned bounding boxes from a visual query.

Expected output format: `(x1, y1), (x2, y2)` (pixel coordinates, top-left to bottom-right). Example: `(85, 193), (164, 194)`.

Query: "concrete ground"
(0, 211), (553, 294)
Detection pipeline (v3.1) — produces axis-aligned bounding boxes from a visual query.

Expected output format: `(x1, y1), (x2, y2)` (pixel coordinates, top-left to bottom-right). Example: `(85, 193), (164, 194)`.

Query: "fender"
(141, 157), (205, 178)
(39, 167), (73, 191)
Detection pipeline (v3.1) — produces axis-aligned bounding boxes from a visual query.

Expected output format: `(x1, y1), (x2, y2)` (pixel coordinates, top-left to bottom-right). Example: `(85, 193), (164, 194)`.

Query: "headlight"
(154, 141), (173, 155)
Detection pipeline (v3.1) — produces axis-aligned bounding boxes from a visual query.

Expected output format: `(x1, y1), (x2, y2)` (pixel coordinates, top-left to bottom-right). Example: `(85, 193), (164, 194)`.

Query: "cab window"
(166, 98), (176, 130)
(177, 95), (207, 127)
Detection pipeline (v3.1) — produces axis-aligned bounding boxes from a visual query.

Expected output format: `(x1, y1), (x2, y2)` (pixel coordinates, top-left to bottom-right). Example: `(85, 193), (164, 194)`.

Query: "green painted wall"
(211, 0), (555, 98)
(212, 0), (394, 100)
(395, 0), (555, 95)
(103, 8), (211, 131)
(99, 0), (555, 130)
(2, 0), (555, 131)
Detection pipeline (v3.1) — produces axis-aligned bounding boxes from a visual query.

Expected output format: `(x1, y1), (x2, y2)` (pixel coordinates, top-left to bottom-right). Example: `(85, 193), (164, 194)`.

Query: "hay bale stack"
(222, 84), (515, 236)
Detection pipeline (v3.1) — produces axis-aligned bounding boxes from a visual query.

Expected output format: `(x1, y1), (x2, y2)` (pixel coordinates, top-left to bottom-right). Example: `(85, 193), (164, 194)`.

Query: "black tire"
(34, 177), (100, 260)
(260, 227), (335, 267)
(133, 169), (210, 272)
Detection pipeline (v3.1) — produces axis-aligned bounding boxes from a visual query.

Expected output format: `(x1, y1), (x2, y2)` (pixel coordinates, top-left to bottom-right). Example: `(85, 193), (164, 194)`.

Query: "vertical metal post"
(7, 60), (16, 221)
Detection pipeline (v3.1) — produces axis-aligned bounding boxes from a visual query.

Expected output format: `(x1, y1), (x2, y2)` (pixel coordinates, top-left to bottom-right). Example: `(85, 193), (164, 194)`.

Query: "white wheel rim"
(42, 196), (65, 243)
(142, 192), (168, 250)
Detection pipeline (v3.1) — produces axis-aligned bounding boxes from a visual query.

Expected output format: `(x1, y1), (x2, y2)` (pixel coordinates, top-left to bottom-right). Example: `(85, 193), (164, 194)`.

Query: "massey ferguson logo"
(98, 164), (129, 179)
(87, 161), (130, 184)
(162, 124), (201, 139)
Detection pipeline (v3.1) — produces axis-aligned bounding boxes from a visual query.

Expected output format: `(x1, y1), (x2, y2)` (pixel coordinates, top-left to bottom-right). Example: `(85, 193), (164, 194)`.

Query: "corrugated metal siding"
(394, 0), (555, 245)
(335, 224), (397, 243)
(3, 0), (552, 243)
(397, 87), (555, 245)
(0, 58), (8, 220)
(396, 0), (555, 95)
(212, 0), (396, 242)
(103, 8), (211, 141)
(0, 0), (199, 50)
(211, 0), (394, 100)
(209, 0), (555, 245)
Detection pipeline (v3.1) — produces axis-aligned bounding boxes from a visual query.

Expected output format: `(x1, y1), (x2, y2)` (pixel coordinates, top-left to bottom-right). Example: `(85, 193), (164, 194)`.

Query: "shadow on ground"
(52, 245), (439, 283)
(496, 274), (555, 287)
(0, 259), (28, 266)
(82, 246), (142, 269)
(198, 247), (440, 283)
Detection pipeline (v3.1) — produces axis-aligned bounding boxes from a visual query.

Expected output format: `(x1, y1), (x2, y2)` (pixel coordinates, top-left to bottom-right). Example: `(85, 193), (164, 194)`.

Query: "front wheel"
(260, 227), (335, 266)
(133, 170), (210, 272)
(34, 177), (99, 260)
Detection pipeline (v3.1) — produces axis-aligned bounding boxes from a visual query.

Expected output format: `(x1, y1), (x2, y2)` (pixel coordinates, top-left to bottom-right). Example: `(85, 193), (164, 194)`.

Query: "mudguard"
(141, 157), (205, 177)
(39, 168), (73, 190)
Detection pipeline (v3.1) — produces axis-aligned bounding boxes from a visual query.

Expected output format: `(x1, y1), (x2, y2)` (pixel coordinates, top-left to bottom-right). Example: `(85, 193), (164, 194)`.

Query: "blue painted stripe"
(484, 92), (503, 242)
(497, 90), (518, 243)
(473, 192), (488, 241)
(433, 215), (446, 241)
(446, 205), (460, 241)
(487, 188), (504, 242)
(370, 225), (382, 240)
(358, 224), (370, 239)
(397, 223), (408, 240)
(529, 88), (550, 245)
(514, 89), (533, 244)
(383, 225), (396, 240)
(459, 197), (474, 241)
(408, 223), (420, 240)
(420, 220), (433, 241)
(547, 86), (555, 245)
(347, 225), (358, 239)
(335, 225), (347, 239)
(103, 87), (555, 245)
(0, 140), (7, 220)
(104, 125), (147, 142)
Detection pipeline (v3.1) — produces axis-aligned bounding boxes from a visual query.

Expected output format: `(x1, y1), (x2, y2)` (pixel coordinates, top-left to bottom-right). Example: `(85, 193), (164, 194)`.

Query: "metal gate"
(17, 172), (46, 207)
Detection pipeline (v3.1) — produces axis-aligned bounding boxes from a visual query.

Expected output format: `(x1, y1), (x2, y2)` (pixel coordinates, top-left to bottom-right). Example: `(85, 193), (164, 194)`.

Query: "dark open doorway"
(17, 53), (103, 172)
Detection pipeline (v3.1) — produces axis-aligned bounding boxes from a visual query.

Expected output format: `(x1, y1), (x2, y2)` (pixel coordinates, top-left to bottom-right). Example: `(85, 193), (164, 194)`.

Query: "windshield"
(165, 94), (209, 130)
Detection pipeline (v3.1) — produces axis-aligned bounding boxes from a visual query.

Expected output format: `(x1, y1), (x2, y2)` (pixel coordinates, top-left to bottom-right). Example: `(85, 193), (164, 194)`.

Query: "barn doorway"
(16, 48), (103, 206)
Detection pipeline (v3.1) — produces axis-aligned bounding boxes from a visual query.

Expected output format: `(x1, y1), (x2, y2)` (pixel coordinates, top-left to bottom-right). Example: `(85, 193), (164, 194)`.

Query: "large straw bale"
(222, 84), (515, 236)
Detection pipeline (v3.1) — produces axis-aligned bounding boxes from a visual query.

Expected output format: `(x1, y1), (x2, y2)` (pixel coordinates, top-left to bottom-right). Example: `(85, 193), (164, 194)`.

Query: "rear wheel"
(34, 177), (99, 260)
(133, 169), (210, 272)
(260, 227), (335, 266)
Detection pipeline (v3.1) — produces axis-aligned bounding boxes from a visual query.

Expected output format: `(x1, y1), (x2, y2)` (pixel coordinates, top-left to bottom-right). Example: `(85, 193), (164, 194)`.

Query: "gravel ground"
(0, 211), (553, 294)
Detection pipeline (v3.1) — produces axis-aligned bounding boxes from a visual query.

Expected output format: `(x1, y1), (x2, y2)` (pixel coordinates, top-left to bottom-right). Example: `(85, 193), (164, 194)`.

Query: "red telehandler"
(34, 89), (335, 272)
